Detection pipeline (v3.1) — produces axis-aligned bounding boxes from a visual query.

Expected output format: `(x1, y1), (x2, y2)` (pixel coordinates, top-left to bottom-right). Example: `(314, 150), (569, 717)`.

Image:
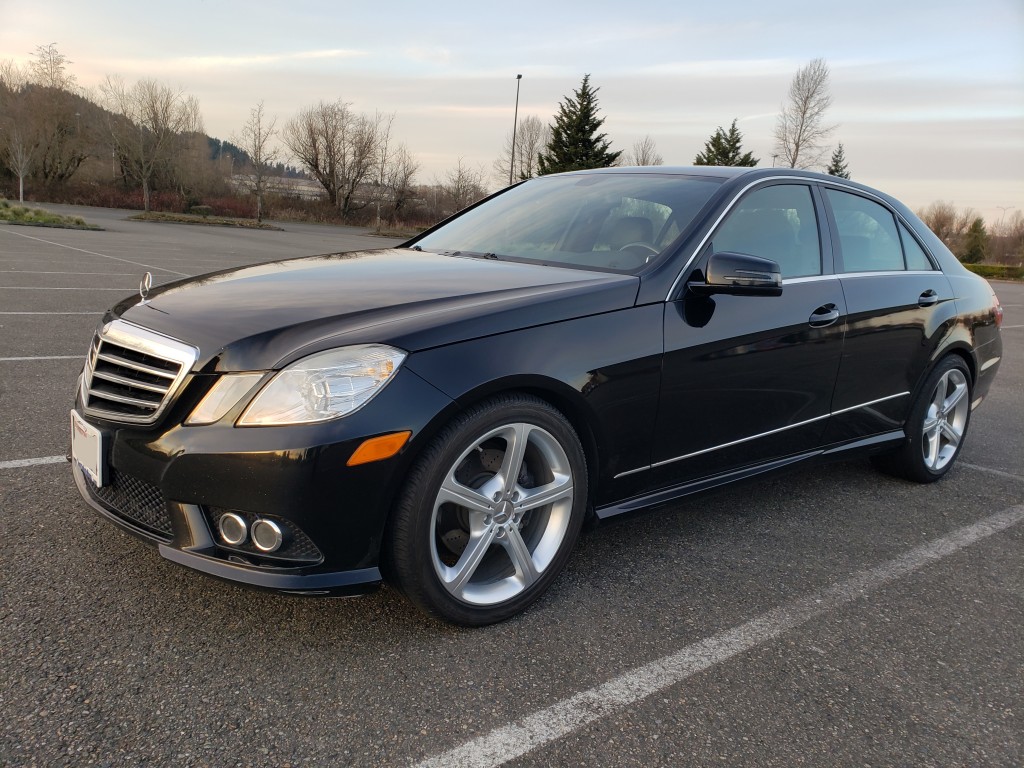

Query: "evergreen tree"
(959, 217), (989, 264)
(826, 143), (851, 178)
(537, 75), (620, 175)
(693, 119), (758, 166)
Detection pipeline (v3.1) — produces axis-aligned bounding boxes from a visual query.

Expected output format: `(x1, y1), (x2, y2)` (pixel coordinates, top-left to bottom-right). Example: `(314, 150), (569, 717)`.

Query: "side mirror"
(688, 251), (782, 297)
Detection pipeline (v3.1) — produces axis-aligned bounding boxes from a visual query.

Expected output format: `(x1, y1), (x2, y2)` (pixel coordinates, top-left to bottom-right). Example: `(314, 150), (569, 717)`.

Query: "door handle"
(808, 304), (840, 328)
(919, 290), (939, 307)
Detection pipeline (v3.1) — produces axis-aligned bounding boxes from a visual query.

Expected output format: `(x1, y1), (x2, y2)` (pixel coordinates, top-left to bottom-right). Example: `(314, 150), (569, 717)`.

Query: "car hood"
(113, 249), (640, 371)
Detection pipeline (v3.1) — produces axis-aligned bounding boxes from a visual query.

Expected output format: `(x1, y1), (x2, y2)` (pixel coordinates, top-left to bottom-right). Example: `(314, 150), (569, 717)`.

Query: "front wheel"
(872, 356), (972, 483)
(385, 394), (588, 626)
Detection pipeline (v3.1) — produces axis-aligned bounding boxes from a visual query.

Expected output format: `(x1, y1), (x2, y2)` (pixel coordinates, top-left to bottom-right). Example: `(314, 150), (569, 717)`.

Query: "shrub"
(963, 263), (1024, 280)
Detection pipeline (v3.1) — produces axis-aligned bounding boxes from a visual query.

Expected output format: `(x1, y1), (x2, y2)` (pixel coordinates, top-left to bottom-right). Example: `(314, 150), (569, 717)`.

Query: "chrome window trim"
(783, 274), (839, 285)
(820, 182), (941, 271)
(613, 391), (910, 479)
(82, 319), (199, 425)
(666, 176), (941, 300)
(663, 177), (831, 301)
(835, 270), (939, 279)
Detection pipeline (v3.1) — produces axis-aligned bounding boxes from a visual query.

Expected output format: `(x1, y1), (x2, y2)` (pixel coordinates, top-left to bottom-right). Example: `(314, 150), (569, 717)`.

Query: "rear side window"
(899, 223), (935, 270)
(826, 189), (904, 272)
(712, 184), (822, 278)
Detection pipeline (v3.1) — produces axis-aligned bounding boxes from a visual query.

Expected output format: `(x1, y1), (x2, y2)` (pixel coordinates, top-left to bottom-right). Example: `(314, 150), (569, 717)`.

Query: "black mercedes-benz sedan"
(70, 167), (1003, 625)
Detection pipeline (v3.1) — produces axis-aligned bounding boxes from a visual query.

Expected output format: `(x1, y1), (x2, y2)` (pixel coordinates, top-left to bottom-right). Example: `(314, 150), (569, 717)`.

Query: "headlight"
(237, 344), (406, 426)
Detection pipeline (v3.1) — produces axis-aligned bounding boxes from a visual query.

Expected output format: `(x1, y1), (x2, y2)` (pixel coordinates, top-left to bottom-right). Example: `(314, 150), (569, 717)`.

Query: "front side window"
(827, 189), (904, 273)
(711, 184), (822, 278)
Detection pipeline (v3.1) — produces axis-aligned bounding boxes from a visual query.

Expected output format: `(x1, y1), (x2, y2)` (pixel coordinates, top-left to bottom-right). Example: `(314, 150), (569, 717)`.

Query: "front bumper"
(71, 367), (455, 596)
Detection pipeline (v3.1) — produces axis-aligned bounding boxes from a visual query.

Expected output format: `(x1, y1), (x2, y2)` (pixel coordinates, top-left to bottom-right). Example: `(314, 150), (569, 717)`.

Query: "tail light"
(992, 292), (1003, 328)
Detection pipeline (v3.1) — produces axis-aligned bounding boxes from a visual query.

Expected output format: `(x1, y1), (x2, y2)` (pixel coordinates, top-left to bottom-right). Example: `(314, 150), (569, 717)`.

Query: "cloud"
(101, 48), (366, 75)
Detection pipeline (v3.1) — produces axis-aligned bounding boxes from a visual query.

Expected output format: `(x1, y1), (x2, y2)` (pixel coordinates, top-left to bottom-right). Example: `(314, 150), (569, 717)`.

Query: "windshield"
(412, 173), (723, 273)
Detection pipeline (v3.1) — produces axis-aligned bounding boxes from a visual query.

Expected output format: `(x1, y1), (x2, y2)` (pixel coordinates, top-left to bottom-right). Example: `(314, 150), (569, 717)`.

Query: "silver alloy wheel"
(921, 367), (969, 471)
(429, 422), (574, 606)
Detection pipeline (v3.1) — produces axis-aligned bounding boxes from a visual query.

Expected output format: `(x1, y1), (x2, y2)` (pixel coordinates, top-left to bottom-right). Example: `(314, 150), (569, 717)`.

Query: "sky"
(2, 0), (1022, 223)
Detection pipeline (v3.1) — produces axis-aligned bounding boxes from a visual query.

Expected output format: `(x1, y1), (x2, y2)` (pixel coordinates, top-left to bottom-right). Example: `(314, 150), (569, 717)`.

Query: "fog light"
(251, 519), (283, 553)
(218, 512), (248, 545)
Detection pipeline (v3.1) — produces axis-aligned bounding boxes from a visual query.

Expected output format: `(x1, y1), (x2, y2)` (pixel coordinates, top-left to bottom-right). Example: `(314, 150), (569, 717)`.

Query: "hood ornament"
(139, 271), (153, 304)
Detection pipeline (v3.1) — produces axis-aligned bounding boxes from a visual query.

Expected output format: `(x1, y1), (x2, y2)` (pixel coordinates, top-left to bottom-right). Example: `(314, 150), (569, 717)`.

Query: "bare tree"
(385, 142), (419, 219)
(234, 101), (279, 222)
(492, 115), (549, 185)
(282, 100), (381, 218)
(2, 125), (34, 202)
(101, 76), (202, 211)
(0, 59), (30, 90)
(438, 159), (488, 216)
(917, 200), (977, 250)
(30, 43), (77, 91)
(774, 58), (836, 169)
(0, 46), (90, 190)
(371, 111), (396, 228)
(0, 65), (34, 200)
(623, 135), (664, 166)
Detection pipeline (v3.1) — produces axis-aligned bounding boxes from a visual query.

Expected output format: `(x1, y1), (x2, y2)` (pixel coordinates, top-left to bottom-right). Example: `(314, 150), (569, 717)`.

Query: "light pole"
(509, 74), (522, 186)
(996, 205), (1015, 226)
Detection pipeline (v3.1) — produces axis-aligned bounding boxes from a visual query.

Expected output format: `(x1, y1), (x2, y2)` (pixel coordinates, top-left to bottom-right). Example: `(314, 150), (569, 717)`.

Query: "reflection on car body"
(70, 167), (1003, 625)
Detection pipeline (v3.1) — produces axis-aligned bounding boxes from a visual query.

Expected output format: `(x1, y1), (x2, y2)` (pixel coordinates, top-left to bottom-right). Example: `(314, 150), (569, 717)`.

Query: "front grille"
(85, 468), (173, 541)
(82, 320), (198, 425)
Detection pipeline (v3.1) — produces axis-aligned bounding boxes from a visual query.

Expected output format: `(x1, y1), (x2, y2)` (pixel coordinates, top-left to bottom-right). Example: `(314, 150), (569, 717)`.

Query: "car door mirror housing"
(689, 251), (783, 297)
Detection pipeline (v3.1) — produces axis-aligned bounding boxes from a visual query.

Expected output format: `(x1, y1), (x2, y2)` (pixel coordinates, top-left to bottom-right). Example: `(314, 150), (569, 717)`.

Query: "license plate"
(71, 409), (106, 487)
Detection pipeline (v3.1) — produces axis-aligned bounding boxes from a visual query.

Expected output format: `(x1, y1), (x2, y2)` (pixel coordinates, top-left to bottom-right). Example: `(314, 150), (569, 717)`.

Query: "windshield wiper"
(446, 250), (500, 260)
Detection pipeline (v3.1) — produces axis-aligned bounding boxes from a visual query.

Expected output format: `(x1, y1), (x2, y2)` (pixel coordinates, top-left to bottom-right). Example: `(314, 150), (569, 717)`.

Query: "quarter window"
(712, 184), (821, 278)
(899, 222), (935, 270)
(827, 189), (904, 272)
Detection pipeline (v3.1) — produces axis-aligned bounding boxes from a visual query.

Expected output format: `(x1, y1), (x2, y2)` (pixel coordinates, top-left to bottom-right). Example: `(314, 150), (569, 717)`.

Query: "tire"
(385, 394), (588, 626)
(871, 356), (972, 483)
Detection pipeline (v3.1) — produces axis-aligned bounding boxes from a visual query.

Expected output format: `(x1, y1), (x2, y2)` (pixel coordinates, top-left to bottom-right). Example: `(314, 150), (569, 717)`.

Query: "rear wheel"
(872, 356), (972, 483)
(385, 394), (587, 626)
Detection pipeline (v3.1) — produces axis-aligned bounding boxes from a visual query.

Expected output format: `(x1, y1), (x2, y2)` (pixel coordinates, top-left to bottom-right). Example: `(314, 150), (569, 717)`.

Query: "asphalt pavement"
(1, 206), (1021, 767)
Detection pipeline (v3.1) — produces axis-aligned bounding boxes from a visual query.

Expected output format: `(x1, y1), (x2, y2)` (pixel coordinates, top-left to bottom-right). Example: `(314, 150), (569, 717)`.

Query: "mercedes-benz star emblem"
(139, 271), (153, 303)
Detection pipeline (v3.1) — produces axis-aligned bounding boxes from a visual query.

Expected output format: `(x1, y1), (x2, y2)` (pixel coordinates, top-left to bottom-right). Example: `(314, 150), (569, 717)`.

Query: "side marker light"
(347, 431), (412, 466)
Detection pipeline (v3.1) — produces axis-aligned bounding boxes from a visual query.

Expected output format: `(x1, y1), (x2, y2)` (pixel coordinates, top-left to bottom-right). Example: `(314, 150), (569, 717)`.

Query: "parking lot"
(2, 207), (1022, 767)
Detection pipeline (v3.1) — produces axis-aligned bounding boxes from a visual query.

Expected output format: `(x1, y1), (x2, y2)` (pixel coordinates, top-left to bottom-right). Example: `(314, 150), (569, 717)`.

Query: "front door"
(650, 182), (846, 488)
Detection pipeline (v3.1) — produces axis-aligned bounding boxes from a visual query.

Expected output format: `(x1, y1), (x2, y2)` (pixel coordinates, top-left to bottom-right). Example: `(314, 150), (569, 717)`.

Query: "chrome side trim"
(981, 356), (1000, 372)
(613, 390), (912, 479)
(649, 412), (831, 471)
(830, 391), (909, 416)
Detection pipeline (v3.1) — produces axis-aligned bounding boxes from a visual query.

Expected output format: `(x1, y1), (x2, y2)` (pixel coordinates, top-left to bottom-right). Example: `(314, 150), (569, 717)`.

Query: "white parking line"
(0, 270), (135, 275)
(415, 504), (1024, 768)
(960, 462), (1024, 482)
(1001, 324), (1023, 329)
(0, 312), (100, 315)
(0, 227), (190, 276)
(0, 286), (134, 291)
(0, 455), (67, 470)
(0, 355), (81, 361)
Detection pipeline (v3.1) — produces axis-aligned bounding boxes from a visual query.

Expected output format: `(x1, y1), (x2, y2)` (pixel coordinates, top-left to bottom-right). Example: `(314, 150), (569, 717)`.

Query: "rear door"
(819, 186), (956, 444)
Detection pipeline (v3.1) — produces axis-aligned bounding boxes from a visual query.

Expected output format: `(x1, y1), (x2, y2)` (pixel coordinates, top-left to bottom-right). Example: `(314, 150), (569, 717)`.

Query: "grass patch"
(964, 263), (1024, 281)
(128, 211), (283, 230)
(0, 199), (102, 230)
